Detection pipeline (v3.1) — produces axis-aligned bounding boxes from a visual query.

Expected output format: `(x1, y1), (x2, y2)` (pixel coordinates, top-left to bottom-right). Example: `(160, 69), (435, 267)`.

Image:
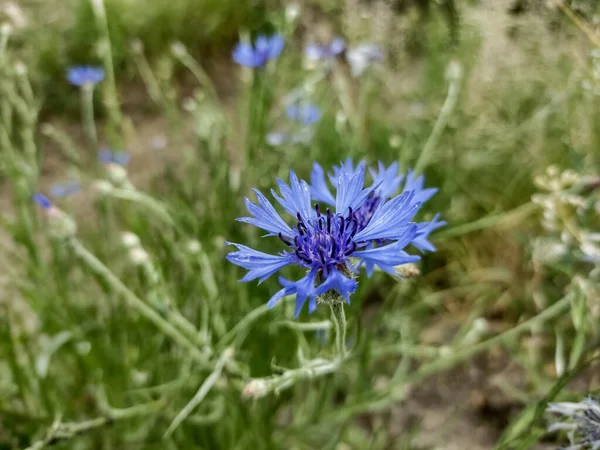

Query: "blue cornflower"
(286, 103), (321, 125)
(32, 193), (52, 209)
(310, 159), (445, 270)
(49, 182), (81, 198)
(67, 66), (105, 87)
(227, 165), (433, 317)
(305, 37), (345, 61)
(98, 148), (130, 166)
(547, 396), (600, 449)
(233, 35), (284, 68)
(266, 103), (320, 147)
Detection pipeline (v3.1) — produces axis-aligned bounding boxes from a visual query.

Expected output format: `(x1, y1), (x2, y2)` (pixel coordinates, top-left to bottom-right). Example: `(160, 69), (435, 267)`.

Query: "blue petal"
(232, 42), (258, 67)
(286, 104), (321, 125)
(226, 243), (295, 283)
(49, 182), (80, 198)
(370, 161), (403, 199)
(98, 148), (113, 164)
(67, 66), (104, 86)
(305, 43), (324, 61)
(271, 170), (313, 219)
(267, 35), (285, 60)
(237, 189), (293, 237)
(329, 158), (360, 185)
(254, 35), (270, 54)
(32, 193), (52, 209)
(353, 229), (420, 276)
(354, 191), (420, 242)
(412, 214), (446, 252)
(335, 163), (366, 214)
(315, 268), (357, 303)
(112, 152), (130, 166)
(268, 268), (319, 317)
(404, 170), (437, 204)
(330, 37), (345, 55)
(310, 163), (335, 205)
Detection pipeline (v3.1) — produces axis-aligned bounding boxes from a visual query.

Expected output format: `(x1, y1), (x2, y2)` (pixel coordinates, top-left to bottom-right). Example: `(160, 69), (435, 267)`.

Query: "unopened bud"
(445, 60), (463, 83)
(170, 41), (187, 58)
(121, 232), (141, 249)
(93, 180), (114, 194)
(285, 3), (300, 23)
(104, 163), (129, 186)
(129, 247), (150, 266)
(242, 379), (269, 399)
(45, 207), (77, 239)
(186, 239), (201, 254)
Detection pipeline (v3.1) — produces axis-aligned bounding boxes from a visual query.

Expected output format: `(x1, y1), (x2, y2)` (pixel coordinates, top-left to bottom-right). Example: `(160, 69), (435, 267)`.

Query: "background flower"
(232, 35), (284, 67)
(67, 66), (105, 86)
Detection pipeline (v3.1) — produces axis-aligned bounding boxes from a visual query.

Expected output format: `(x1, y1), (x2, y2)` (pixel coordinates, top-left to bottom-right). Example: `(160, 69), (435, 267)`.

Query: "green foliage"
(1, 1), (600, 449)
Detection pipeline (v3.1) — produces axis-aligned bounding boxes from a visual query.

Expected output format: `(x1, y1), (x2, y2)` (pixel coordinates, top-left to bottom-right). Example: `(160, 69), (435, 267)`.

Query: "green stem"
(81, 85), (97, 146)
(89, 0), (122, 140)
(321, 293), (573, 425)
(413, 75), (461, 175)
(68, 239), (207, 363)
(330, 302), (347, 361)
(164, 349), (232, 437)
(23, 397), (166, 450)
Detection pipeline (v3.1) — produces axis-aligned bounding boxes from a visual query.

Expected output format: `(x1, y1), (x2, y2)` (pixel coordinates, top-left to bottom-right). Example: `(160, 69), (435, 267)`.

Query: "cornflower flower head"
(346, 43), (384, 77)
(49, 181), (81, 198)
(67, 66), (105, 87)
(32, 194), (77, 238)
(98, 148), (130, 166)
(266, 103), (320, 146)
(305, 37), (345, 61)
(232, 34), (284, 68)
(32, 193), (52, 210)
(310, 159), (444, 273)
(547, 396), (600, 449)
(227, 165), (438, 317)
(286, 103), (321, 125)
(99, 149), (131, 186)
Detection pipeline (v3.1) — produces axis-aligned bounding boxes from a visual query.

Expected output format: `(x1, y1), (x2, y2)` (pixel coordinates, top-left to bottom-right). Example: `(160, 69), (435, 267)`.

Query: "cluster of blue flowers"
(227, 159), (443, 317)
(233, 34), (382, 148)
(232, 34), (383, 75)
(33, 148), (130, 206)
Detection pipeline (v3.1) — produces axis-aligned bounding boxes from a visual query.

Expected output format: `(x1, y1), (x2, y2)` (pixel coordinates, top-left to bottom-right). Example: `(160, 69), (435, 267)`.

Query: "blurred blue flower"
(305, 37), (345, 61)
(32, 193), (52, 209)
(227, 165), (436, 317)
(49, 182), (81, 198)
(67, 66), (105, 87)
(266, 128), (315, 147)
(547, 396), (600, 449)
(346, 43), (384, 77)
(286, 104), (321, 125)
(310, 159), (444, 271)
(98, 148), (130, 166)
(233, 35), (284, 68)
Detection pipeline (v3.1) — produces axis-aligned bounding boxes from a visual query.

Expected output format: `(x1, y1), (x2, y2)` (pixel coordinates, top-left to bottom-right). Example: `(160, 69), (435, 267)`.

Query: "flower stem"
(81, 85), (97, 146)
(413, 68), (461, 175)
(68, 238), (207, 363)
(330, 302), (347, 361)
